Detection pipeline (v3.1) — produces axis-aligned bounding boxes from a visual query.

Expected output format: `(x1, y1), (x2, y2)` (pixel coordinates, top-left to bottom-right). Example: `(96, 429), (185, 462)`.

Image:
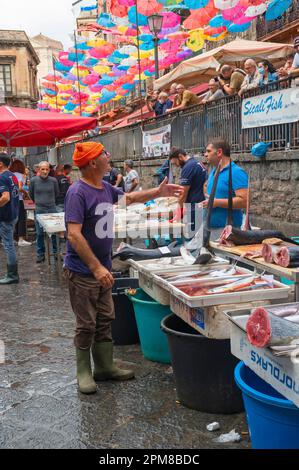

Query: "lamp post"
(147, 14), (163, 80)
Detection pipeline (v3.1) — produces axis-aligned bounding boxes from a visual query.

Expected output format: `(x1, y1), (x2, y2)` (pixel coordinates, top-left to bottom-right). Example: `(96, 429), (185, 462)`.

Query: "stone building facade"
(0, 30), (39, 107)
(30, 34), (63, 84)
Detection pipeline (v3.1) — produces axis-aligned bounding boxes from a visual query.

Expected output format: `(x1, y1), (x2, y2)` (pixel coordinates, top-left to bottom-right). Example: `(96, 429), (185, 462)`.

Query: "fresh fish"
(262, 244), (281, 263)
(246, 306), (299, 347)
(273, 246), (299, 268)
(219, 225), (297, 247)
(268, 305), (299, 317)
(113, 241), (182, 261)
(285, 315), (299, 323)
(207, 276), (256, 294)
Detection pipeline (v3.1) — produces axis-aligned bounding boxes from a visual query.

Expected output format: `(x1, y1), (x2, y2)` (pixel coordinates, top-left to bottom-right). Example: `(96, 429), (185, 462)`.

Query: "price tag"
(158, 246), (171, 254)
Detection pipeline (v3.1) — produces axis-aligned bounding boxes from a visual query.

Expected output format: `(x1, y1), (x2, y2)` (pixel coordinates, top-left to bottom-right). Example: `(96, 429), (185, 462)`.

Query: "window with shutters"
(0, 64), (12, 95)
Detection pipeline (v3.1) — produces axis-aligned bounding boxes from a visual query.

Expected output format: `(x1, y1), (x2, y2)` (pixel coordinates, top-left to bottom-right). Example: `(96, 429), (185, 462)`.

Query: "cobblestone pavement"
(0, 245), (250, 449)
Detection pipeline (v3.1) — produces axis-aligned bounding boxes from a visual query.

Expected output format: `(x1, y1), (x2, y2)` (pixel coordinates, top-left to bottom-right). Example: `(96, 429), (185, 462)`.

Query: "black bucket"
(161, 314), (244, 414)
(112, 278), (140, 345)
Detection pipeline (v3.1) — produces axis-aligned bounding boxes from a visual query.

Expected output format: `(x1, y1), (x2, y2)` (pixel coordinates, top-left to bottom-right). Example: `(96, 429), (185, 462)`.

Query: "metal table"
(210, 242), (299, 301)
(36, 213), (66, 277)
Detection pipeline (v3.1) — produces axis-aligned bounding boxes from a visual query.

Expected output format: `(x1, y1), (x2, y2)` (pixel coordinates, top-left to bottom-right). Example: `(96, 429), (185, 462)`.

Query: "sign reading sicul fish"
(142, 125), (171, 158)
(242, 88), (299, 129)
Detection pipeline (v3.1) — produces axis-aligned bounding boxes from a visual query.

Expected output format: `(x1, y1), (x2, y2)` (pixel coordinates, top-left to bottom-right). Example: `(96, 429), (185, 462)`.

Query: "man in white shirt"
(124, 160), (139, 193)
(239, 59), (262, 97)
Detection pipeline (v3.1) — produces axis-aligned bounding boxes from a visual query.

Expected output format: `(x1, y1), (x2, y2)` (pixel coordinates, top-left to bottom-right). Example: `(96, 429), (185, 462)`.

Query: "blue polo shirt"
(180, 158), (206, 204)
(206, 162), (248, 229)
(0, 170), (19, 222)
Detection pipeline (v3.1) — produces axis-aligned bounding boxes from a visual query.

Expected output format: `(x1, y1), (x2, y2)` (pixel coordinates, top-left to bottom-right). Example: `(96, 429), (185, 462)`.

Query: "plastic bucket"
(235, 362), (299, 449)
(129, 289), (171, 364)
(161, 314), (243, 413)
(112, 278), (140, 346)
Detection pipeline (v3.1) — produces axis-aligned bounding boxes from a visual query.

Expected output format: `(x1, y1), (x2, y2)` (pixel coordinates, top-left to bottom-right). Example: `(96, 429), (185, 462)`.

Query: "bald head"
(244, 59), (257, 76)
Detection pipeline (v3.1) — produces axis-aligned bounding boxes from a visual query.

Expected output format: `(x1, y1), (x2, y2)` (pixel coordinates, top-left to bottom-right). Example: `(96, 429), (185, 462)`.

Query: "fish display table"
(225, 304), (299, 407)
(36, 213), (66, 277)
(210, 242), (299, 301)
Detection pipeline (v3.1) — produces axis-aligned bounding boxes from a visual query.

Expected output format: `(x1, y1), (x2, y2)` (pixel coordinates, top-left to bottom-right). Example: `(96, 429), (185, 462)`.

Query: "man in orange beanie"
(64, 141), (183, 394)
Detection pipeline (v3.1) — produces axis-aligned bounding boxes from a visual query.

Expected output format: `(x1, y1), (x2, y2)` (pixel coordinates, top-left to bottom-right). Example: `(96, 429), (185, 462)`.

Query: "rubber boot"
(76, 348), (97, 394)
(92, 341), (135, 381)
(0, 264), (19, 285)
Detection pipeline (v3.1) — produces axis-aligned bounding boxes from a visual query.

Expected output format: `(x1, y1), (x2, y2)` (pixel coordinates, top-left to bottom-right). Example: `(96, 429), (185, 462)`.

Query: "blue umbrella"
(185, 0), (209, 7)
(227, 22), (252, 33)
(128, 6), (148, 27)
(209, 14), (230, 28)
(265, 0), (292, 21)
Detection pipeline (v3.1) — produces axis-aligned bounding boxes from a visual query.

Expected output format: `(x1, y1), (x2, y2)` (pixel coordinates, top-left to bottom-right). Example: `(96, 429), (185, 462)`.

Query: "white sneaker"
(18, 240), (32, 246)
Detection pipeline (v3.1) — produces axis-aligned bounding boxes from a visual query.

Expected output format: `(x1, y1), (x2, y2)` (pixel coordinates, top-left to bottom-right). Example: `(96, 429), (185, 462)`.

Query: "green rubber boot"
(76, 348), (97, 394)
(92, 341), (135, 381)
(0, 264), (19, 285)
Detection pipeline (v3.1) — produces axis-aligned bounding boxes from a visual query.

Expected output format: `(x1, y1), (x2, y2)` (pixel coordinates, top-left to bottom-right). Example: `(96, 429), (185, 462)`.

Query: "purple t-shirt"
(64, 179), (124, 275)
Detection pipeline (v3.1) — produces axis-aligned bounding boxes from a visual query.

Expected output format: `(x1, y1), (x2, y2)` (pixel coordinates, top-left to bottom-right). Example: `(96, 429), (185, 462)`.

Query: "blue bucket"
(129, 289), (171, 364)
(235, 362), (299, 449)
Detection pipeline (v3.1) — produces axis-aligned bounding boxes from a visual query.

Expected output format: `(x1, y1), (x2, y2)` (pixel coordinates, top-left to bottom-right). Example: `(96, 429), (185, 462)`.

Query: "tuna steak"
(246, 307), (299, 347)
(273, 246), (299, 268)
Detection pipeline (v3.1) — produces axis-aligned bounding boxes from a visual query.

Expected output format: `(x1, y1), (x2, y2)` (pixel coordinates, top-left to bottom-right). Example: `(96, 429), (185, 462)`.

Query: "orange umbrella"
(183, 1), (218, 29)
(138, 0), (163, 16)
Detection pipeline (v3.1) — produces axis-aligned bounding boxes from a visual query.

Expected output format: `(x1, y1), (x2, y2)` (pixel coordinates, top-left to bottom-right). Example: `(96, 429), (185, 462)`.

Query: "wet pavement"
(0, 245), (250, 449)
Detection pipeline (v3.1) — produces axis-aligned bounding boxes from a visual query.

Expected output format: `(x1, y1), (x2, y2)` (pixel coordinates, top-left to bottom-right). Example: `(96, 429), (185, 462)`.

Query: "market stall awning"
(0, 106), (97, 147)
(154, 39), (294, 90)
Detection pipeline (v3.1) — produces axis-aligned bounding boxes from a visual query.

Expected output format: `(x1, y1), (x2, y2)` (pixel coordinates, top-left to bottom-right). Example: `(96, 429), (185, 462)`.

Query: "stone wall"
(111, 150), (299, 236)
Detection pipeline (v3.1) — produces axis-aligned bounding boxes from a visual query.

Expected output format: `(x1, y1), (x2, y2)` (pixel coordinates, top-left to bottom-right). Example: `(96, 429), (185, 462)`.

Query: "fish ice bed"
(128, 256), (228, 273)
(133, 258), (230, 305)
(169, 279), (290, 308)
(225, 304), (299, 408)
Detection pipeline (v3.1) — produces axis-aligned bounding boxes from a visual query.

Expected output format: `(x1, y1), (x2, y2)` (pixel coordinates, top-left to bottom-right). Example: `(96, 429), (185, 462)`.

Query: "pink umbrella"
(138, 0), (163, 16)
(222, 5), (245, 21)
(162, 12), (181, 28)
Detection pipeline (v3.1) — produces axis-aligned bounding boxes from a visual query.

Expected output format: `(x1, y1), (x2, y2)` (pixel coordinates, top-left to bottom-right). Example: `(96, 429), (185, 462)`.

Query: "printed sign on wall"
(142, 124), (171, 158)
(242, 87), (299, 129)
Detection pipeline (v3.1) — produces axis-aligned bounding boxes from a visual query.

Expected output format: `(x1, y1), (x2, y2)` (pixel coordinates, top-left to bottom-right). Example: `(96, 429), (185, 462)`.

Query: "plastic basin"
(129, 289), (171, 364)
(235, 362), (299, 449)
(161, 314), (243, 413)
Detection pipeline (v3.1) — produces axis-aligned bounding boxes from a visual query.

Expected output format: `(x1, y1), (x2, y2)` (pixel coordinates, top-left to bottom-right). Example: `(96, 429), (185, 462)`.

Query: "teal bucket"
(281, 237), (299, 285)
(129, 289), (171, 364)
(235, 362), (299, 449)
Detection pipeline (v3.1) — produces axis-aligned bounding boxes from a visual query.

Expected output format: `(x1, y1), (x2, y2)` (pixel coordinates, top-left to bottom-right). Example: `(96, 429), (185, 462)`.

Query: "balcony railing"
(257, 0), (299, 39)
(30, 75), (299, 165)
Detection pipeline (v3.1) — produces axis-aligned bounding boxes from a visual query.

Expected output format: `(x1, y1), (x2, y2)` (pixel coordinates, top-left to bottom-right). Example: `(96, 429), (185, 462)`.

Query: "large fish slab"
(273, 246), (299, 268)
(112, 241), (182, 261)
(220, 225), (296, 247)
(246, 306), (299, 347)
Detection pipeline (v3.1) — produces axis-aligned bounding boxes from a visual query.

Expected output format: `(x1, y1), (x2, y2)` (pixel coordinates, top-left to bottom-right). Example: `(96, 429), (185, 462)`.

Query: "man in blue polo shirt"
(203, 138), (248, 239)
(0, 153), (20, 284)
(169, 148), (206, 235)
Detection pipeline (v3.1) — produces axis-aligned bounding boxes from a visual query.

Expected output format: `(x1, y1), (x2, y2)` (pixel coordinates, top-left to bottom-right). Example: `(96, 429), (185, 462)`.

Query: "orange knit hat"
(73, 141), (105, 168)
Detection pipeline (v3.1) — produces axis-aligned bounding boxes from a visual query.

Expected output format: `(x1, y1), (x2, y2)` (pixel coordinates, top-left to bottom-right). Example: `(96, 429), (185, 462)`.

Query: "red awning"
(0, 106), (97, 147)
(190, 83), (209, 95)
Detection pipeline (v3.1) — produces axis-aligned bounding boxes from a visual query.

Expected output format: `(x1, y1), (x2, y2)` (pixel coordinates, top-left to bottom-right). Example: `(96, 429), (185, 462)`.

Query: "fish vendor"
(64, 141), (184, 394)
(169, 147), (207, 236)
(203, 138), (249, 240)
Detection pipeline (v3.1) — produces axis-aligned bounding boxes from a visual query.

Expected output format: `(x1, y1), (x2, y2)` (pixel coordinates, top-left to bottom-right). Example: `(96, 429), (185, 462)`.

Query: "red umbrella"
(0, 106), (97, 147)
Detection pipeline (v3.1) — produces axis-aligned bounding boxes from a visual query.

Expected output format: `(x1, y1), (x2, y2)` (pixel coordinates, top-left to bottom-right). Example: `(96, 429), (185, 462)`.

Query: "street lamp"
(147, 14), (163, 80)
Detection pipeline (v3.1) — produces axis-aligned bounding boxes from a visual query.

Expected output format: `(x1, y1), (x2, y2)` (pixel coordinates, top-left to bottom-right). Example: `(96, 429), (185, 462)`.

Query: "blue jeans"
(0, 219), (17, 265)
(35, 210), (57, 257)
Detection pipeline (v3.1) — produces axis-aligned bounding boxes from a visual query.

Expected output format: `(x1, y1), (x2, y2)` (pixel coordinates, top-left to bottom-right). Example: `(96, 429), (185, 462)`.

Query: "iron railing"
(256, 0), (299, 39)
(31, 75), (299, 164)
